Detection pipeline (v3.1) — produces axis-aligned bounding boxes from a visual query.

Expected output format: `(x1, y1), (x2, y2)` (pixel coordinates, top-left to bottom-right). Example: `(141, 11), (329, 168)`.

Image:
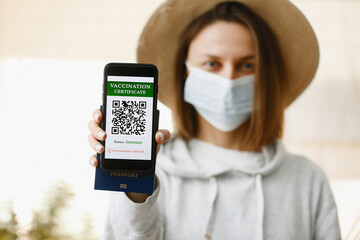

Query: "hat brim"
(137, 0), (319, 109)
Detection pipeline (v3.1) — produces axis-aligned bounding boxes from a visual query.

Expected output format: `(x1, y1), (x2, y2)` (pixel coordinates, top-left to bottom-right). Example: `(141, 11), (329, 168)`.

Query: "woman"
(88, 1), (341, 239)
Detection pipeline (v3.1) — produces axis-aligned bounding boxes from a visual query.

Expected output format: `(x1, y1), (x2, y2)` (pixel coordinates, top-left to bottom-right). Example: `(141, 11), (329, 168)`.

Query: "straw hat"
(137, 0), (319, 109)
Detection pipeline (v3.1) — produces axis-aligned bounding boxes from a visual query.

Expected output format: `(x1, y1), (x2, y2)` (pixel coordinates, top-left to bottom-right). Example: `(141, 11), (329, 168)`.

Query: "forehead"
(188, 21), (255, 59)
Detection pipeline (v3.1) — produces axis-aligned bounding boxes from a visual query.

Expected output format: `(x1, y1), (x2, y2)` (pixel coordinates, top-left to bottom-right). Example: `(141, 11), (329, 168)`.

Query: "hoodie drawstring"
(255, 174), (264, 240)
(205, 175), (265, 240)
(205, 177), (218, 239)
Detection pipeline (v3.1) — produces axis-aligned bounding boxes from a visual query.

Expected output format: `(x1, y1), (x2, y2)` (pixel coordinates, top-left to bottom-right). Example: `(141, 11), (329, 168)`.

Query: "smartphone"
(100, 63), (158, 172)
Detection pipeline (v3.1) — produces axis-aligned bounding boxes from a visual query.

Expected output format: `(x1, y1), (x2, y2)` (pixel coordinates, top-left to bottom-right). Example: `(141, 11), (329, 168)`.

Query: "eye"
(237, 62), (255, 74)
(242, 63), (254, 70)
(204, 61), (219, 68)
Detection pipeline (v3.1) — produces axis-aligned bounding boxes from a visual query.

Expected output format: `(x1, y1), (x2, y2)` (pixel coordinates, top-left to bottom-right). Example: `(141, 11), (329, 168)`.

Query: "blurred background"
(0, 0), (359, 239)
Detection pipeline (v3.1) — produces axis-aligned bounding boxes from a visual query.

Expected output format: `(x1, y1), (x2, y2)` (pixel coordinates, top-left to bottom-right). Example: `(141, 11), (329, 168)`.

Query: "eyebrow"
(200, 54), (255, 60)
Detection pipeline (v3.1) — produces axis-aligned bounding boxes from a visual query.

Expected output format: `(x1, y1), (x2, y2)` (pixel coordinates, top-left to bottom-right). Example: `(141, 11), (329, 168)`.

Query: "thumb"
(155, 129), (171, 154)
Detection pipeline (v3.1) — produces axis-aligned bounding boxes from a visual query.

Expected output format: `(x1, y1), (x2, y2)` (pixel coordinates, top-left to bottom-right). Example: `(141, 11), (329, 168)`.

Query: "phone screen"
(104, 75), (154, 161)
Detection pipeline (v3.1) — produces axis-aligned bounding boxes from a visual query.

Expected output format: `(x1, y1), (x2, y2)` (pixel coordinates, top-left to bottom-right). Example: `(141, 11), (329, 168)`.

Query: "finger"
(155, 129), (171, 143)
(89, 154), (98, 167)
(88, 120), (107, 141)
(156, 129), (171, 154)
(92, 109), (103, 123)
(88, 134), (104, 153)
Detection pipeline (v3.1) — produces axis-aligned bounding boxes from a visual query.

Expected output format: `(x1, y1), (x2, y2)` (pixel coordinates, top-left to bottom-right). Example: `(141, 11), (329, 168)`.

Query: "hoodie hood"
(157, 137), (285, 178)
(157, 137), (286, 240)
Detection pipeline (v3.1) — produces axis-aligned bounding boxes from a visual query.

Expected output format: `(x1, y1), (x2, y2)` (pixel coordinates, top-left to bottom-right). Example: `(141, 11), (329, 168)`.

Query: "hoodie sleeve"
(314, 175), (342, 240)
(101, 176), (163, 240)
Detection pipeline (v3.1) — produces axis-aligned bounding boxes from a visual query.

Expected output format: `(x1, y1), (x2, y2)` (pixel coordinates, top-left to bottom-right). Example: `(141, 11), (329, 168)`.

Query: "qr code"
(111, 100), (147, 135)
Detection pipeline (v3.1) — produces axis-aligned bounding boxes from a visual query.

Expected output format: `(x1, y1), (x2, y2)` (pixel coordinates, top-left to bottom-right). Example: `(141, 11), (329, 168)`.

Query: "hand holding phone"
(88, 110), (170, 168)
(88, 108), (170, 201)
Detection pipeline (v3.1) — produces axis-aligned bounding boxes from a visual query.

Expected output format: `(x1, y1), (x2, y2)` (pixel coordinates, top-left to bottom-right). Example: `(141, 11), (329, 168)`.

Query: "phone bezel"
(100, 63), (158, 172)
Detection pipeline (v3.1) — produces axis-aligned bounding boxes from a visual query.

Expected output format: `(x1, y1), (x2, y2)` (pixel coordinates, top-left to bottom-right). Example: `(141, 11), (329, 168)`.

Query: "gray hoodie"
(102, 138), (341, 240)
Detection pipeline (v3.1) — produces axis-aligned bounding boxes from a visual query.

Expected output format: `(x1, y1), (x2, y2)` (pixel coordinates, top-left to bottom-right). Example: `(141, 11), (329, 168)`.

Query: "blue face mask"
(184, 62), (254, 132)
